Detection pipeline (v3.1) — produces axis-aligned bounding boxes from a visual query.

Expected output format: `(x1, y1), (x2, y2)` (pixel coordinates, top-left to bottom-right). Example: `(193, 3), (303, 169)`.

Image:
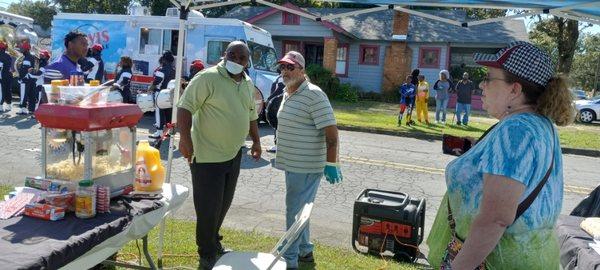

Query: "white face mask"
(225, 60), (245, 75)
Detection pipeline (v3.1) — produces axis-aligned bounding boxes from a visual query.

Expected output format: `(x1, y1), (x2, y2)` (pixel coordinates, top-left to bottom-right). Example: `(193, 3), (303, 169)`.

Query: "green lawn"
(333, 100), (600, 150)
(0, 185), (11, 198)
(119, 219), (419, 270)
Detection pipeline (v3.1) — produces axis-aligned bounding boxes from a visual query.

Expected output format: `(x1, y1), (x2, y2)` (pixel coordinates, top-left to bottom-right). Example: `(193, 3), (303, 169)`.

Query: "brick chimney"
(381, 11), (412, 96)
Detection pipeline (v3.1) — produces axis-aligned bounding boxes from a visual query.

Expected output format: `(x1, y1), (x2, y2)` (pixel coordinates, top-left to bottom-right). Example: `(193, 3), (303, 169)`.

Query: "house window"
(359, 45), (379, 65)
(282, 40), (301, 54)
(419, 47), (442, 68)
(282, 12), (300, 25)
(207, 40), (231, 65)
(335, 44), (349, 76)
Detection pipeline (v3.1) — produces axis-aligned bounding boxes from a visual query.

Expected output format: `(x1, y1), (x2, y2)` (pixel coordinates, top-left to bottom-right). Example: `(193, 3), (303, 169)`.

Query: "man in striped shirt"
(274, 51), (342, 270)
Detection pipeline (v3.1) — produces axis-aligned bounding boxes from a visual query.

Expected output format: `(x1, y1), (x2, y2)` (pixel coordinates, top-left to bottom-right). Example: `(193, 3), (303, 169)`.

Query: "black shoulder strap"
(514, 124), (556, 221)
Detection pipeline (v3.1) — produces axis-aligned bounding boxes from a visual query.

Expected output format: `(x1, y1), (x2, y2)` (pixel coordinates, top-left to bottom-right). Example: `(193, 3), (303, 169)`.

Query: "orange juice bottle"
(134, 140), (165, 192)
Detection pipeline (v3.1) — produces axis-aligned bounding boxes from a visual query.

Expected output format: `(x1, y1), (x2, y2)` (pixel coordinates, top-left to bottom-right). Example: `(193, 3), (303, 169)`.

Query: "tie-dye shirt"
(427, 112), (563, 269)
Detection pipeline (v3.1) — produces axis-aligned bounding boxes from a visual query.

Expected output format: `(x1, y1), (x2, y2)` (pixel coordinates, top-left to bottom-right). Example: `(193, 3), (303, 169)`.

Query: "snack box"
(44, 192), (75, 212)
(25, 177), (76, 193)
(24, 203), (65, 221)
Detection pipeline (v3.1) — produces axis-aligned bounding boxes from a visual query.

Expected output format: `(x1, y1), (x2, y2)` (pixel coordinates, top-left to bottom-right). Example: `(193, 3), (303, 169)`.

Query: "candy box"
(25, 177), (76, 193)
(44, 192), (75, 212)
(24, 203), (65, 221)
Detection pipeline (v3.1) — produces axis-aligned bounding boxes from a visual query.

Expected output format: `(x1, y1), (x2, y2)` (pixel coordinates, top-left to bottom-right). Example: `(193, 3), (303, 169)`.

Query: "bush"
(306, 64), (340, 99)
(336, 83), (359, 103)
(450, 65), (487, 88)
(358, 91), (382, 101)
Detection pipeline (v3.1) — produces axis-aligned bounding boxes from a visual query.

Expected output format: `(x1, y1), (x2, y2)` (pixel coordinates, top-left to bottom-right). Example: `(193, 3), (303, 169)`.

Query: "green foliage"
(450, 65), (487, 90)
(529, 16), (580, 73)
(570, 33), (600, 92)
(465, 8), (507, 20)
(52, 0), (131, 14)
(140, 0), (172, 16)
(336, 83), (359, 103)
(7, 0), (56, 30)
(306, 64), (339, 99)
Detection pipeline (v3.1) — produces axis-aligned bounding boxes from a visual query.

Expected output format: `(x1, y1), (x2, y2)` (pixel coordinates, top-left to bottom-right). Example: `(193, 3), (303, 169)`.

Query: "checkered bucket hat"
(474, 41), (555, 87)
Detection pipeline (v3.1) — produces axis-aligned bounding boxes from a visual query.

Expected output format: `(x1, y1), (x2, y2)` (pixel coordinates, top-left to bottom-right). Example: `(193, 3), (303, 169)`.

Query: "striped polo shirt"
(275, 80), (337, 173)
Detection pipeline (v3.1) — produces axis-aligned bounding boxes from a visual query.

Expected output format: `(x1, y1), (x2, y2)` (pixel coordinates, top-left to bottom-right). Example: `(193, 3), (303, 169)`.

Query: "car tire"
(579, 109), (596, 123)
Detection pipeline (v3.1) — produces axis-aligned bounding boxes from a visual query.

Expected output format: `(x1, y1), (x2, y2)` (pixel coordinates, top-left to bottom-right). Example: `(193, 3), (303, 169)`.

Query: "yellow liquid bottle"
(134, 140), (165, 192)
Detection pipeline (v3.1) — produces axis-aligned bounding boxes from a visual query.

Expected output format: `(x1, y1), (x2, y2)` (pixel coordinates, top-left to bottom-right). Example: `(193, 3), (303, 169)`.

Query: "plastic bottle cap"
(79, 179), (94, 187)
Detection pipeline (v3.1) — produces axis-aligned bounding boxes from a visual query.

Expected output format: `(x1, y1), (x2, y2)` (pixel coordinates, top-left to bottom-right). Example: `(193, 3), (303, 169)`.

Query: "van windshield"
(248, 41), (278, 73)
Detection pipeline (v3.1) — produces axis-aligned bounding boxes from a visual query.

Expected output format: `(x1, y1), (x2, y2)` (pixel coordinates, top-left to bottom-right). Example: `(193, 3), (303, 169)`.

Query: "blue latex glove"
(324, 162), (343, 184)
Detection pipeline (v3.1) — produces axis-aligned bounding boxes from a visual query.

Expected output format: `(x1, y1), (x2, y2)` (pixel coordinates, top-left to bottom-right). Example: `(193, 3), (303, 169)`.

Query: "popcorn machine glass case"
(35, 103), (143, 192)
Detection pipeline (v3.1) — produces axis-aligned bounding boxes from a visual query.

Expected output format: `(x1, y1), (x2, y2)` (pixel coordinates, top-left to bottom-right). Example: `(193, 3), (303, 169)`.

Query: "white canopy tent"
(157, 0), (599, 267)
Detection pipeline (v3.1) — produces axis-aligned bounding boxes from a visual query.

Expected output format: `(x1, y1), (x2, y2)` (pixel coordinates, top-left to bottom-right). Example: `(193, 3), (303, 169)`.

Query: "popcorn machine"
(35, 103), (143, 192)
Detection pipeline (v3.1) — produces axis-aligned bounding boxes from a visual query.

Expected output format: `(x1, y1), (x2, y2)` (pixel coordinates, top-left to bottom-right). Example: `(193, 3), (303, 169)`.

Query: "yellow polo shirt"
(177, 61), (258, 163)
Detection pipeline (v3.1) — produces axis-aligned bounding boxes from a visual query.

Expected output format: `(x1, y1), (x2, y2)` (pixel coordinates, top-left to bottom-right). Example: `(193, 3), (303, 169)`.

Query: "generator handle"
(355, 189), (410, 208)
(415, 198), (426, 244)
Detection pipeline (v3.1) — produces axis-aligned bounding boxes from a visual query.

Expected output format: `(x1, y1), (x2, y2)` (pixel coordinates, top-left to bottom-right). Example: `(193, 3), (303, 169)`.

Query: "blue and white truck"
(51, 7), (279, 116)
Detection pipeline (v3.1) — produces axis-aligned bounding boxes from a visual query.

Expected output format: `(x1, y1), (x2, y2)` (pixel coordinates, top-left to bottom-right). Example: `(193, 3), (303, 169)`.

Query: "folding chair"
(213, 203), (314, 270)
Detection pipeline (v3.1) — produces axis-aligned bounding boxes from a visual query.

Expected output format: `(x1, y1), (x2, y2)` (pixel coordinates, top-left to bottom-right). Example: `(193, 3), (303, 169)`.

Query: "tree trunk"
(555, 17), (579, 74)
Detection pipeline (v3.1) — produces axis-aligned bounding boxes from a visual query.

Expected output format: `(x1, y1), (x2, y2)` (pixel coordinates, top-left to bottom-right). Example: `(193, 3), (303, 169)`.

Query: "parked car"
(575, 98), (600, 123)
(571, 89), (588, 100)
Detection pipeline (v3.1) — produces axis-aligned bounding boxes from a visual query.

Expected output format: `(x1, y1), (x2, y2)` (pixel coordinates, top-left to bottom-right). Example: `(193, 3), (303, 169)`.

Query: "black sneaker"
(216, 241), (232, 256)
(199, 256), (216, 270)
(298, 251), (314, 263)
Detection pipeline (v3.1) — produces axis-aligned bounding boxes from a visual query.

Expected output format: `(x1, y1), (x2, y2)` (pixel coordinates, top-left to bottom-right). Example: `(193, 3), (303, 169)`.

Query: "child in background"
(416, 75), (430, 124)
(398, 75), (416, 126)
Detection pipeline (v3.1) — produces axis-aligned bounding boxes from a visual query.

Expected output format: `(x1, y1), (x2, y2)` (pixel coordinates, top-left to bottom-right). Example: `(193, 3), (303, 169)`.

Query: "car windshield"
(248, 41), (278, 73)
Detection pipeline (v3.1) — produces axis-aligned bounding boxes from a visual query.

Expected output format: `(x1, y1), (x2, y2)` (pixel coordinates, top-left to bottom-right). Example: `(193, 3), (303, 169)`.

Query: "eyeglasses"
(482, 75), (509, 85)
(278, 64), (300, 71)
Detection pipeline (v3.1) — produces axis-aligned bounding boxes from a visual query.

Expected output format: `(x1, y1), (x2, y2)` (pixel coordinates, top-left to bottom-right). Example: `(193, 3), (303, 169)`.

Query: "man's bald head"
(224, 41), (250, 70)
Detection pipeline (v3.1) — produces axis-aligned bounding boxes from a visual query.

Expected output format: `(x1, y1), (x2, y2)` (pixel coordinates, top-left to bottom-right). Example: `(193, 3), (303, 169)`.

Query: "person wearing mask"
(16, 41), (35, 115)
(427, 41), (573, 269)
(433, 70), (453, 124)
(416, 75), (430, 124)
(454, 72), (476, 126)
(149, 51), (175, 139)
(24, 49), (50, 114)
(398, 75), (416, 126)
(112, 56), (134, 104)
(44, 31), (88, 82)
(81, 44), (105, 83)
(177, 41), (261, 270)
(274, 51), (342, 270)
(0, 40), (13, 112)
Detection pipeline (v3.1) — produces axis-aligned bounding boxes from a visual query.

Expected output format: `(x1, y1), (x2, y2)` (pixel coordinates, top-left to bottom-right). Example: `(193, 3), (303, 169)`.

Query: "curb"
(337, 124), (600, 158)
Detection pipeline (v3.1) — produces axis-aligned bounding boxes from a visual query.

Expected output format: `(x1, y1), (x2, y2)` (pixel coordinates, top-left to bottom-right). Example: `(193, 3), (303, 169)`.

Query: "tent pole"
(157, 1), (191, 268)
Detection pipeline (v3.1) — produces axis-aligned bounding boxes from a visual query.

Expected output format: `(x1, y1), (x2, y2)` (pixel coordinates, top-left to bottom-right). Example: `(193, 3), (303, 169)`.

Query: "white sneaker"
(434, 120), (439, 124)
(266, 145), (277, 153)
(4, 104), (11, 112)
(441, 121), (446, 125)
(17, 108), (27, 115)
(149, 130), (162, 139)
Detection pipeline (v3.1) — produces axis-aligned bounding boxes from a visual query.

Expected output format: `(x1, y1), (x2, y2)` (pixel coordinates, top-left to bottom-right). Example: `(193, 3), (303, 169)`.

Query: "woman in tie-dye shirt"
(427, 41), (574, 269)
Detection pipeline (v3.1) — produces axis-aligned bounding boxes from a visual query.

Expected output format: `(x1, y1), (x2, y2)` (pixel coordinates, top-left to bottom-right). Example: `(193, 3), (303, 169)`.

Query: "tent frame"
(156, 0), (600, 267)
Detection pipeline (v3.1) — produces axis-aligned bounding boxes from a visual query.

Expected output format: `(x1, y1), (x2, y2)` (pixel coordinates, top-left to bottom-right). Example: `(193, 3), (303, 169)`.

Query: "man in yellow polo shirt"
(177, 41), (262, 270)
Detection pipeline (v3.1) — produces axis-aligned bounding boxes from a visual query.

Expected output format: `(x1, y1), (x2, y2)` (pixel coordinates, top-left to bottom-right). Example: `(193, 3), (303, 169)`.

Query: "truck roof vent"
(128, 5), (150, 16)
(166, 8), (179, 17)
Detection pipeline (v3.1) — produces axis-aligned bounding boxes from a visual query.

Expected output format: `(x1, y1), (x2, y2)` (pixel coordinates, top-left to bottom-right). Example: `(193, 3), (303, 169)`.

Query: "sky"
(0, 0), (598, 34)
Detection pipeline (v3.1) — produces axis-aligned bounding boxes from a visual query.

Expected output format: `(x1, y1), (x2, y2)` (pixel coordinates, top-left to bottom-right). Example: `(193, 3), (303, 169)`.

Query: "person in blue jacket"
(398, 75), (416, 126)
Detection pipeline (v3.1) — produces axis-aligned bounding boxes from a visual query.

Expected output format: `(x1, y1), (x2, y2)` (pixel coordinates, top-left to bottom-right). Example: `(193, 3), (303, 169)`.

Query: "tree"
(139, 0), (171, 16)
(529, 16), (580, 74)
(7, 0), (56, 30)
(465, 8), (507, 20)
(53, 0), (132, 14)
(570, 34), (600, 93)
